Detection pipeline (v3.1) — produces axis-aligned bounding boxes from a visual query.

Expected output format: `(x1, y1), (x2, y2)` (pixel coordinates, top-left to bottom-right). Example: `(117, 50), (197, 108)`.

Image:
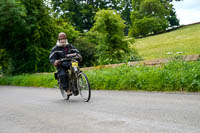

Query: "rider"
(49, 32), (82, 96)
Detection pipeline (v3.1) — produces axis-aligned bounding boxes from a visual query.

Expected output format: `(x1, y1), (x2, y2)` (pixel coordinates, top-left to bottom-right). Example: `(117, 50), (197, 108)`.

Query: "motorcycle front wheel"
(77, 72), (91, 102)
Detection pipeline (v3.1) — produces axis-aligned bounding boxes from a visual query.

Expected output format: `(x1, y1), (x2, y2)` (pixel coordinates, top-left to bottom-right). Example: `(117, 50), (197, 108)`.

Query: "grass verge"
(0, 73), (57, 88)
(0, 61), (200, 92)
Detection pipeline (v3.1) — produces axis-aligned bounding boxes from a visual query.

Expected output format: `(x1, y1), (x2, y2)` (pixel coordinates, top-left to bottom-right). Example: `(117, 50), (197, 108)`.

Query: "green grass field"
(134, 24), (200, 60)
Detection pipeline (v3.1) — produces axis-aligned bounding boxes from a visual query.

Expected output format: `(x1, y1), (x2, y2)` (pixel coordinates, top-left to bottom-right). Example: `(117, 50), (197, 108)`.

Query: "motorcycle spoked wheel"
(77, 72), (91, 102)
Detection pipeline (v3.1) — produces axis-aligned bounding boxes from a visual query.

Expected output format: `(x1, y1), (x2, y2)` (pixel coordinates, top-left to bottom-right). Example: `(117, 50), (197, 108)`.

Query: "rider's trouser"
(57, 61), (71, 91)
(58, 68), (69, 91)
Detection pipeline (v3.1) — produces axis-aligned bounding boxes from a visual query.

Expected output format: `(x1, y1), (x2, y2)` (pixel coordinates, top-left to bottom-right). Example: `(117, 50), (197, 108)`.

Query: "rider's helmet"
(58, 32), (67, 40)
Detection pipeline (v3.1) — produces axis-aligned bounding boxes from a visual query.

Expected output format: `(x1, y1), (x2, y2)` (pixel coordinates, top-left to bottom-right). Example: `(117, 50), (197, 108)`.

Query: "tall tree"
(161, 0), (180, 27)
(0, 0), (28, 74)
(52, 0), (95, 31)
(90, 9), (133, 65)
(0, 0), (58, 74)
(129, 0), (181, 37)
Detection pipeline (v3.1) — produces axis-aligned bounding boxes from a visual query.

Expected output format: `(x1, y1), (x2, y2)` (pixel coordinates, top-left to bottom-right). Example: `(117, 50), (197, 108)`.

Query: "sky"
(172, 0), (200, 25)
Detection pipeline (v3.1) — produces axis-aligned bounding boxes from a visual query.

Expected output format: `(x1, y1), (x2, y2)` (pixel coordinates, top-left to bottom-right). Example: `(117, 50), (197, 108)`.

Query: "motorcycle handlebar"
(59, 53), (81, 62)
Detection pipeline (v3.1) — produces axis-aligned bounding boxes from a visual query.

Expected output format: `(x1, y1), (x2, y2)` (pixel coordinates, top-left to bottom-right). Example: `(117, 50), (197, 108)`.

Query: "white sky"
(172, 0), (200, 25)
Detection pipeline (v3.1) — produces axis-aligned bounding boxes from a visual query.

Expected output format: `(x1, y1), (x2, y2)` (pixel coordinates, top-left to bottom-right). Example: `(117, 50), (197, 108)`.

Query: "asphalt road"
(0, 86), (200, 133)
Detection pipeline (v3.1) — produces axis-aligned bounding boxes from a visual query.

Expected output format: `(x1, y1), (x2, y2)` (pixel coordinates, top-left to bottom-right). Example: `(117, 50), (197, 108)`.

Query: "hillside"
(134, 23), (200, 60)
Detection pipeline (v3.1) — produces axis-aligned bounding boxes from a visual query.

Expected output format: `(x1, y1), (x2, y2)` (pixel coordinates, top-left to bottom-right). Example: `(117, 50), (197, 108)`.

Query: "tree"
(0, 49), (9, 73)
(0, 0), (28, 74)
(129, 0), (182, 37)
(129, 0), (170, 37)
(161, 0), (180, 27)
(0, 0), (58, 74)
(73, 33), (97, 67)
(51, 0), (182, 34)
(23, 0), (59, 73)
(52, 0), (96, 32)
(0, 0), (81, 74)
(167, 8), (179, 27)
(90, 9), (134, 65)
(54, 18), (79, 43)
(51, 0), (134, 32)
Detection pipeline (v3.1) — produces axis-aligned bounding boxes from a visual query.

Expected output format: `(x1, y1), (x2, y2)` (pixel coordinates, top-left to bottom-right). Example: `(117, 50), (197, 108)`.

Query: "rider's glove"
(66, 53), (76, 57)
(54, 60), (61, 67)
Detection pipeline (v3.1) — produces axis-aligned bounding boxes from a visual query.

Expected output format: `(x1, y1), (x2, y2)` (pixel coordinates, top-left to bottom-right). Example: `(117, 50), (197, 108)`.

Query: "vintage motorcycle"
(55, 53), (91, 102)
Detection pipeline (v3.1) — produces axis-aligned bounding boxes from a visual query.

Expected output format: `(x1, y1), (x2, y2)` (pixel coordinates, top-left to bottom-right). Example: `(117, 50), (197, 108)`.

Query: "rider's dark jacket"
(49, 44), (80, 69)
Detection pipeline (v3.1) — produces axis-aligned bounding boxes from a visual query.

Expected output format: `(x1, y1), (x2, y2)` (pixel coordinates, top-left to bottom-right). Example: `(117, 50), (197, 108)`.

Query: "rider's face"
(59, 39), (66, 45)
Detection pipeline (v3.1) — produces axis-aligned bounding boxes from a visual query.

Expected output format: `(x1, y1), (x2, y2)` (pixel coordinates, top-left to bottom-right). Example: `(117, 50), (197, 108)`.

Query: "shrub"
(130, 17), (168, 37)
(73, 33), (97, 67)
(90, 9), (138, 65)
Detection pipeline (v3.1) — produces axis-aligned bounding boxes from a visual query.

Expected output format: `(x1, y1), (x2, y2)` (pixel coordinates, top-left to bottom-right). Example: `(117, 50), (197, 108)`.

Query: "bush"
(130, 17), (168, 37)
(55, 18), (79, 43)
(90, 9), (139, 65)
(73, 33), (97, 67)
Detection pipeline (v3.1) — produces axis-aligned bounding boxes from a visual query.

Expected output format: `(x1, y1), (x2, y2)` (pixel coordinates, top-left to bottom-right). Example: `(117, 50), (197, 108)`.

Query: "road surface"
(0, 86), (200, 133)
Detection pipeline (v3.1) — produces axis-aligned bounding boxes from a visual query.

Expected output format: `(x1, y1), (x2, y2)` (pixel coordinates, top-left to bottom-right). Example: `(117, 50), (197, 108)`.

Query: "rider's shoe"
(66, 89), (72, 96)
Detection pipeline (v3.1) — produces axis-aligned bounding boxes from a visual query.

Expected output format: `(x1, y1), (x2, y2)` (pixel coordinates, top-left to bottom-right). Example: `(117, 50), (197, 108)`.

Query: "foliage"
(162, 0), (180, 27)
(18, 0), (58, 74)
(54, 18), (80, 43)
(0, 73), (57, 88)
(0, 0), (79, 75)
(0, 49), (9, 73)
(73, 33), (97, 67)
(54, 18), (96, 67)
(52, 0), (97, 32)
(129, 0), (170, 37)
(1, 61), (199, 92)
(90, 9), (138, 65)
(51, 0), (181, 32)
(129, 0), (181, 37)
(0, 0), (183, 74)
(130, 17), (169, 36)
(167, 7), (179, 27)
(0, 0), (28, 74)
(51, 0), (134, 32)
(85, 61), (200, 91)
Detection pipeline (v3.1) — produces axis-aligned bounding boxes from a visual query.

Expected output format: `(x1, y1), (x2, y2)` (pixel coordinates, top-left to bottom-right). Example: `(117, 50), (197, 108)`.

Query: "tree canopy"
(51, 0), (181, 33)
(129, 0), (180, 37)
(51, 0), (134, 32)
